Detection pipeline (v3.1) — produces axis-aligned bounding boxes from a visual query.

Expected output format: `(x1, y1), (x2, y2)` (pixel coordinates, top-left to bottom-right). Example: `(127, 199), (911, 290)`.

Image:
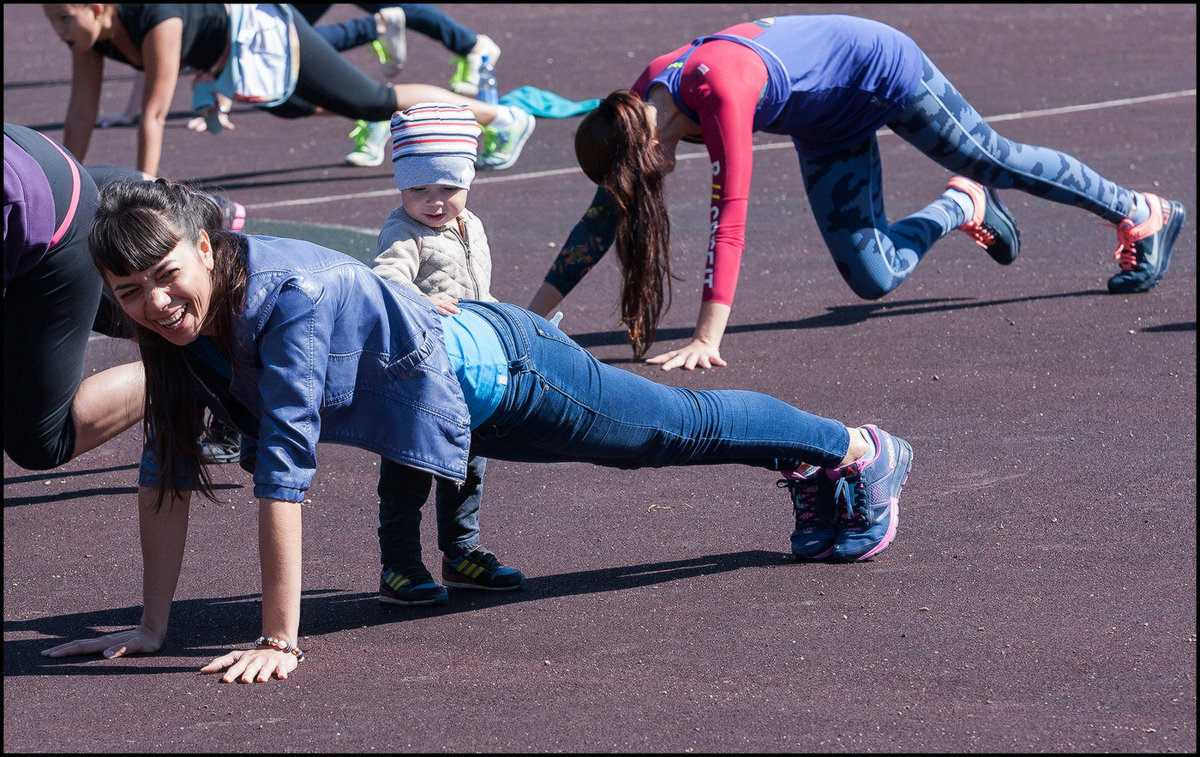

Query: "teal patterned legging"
(800, 54), (1136, 299)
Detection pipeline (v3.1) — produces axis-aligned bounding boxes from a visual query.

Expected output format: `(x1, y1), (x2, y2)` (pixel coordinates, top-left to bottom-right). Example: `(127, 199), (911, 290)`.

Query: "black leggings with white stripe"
(264, 11), (397, 121)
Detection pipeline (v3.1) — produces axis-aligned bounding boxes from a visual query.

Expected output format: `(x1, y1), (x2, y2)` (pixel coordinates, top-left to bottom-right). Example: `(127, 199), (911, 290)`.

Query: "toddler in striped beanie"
(390, 102), (482, 192)
(371, 103), (524, 609)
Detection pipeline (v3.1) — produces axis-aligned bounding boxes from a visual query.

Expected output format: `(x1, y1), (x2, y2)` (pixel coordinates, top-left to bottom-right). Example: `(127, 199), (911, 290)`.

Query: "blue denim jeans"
(462, 302), (850, 472)
(800, 54), (1136, 299)
(377, 454), (485, 570)
(299, 4), (479, 55)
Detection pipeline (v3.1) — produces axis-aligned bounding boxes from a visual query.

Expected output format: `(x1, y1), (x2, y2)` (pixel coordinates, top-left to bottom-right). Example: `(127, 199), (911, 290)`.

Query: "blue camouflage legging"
(800, 54), (1136, 299)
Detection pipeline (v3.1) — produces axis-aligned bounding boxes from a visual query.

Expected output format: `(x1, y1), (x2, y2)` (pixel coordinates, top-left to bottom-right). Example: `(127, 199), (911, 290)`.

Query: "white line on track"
(244, 88), (1195, 212)
(89, 88), (1198, 342)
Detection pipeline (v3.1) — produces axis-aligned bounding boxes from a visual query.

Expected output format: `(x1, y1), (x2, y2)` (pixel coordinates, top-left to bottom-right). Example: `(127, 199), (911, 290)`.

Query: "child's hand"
(424, 294), (461, 315)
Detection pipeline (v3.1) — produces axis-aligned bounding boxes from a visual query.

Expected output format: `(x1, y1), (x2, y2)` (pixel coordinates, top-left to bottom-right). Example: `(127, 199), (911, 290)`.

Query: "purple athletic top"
(3, 131), (58, 285)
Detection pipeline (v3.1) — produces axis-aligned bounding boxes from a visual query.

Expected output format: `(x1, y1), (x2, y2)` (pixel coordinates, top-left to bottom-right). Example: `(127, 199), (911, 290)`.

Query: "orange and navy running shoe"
(1108, 193), (1185, 293)
(947, 175), (1021, 265)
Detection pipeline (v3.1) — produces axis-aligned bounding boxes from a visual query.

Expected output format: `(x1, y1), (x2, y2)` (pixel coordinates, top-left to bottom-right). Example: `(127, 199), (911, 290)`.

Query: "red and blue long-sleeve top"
(544, 14), (923, 308)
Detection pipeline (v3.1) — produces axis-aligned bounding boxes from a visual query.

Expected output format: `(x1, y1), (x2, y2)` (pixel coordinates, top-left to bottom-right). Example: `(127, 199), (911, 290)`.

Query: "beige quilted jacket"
(371, 205), (496, 302)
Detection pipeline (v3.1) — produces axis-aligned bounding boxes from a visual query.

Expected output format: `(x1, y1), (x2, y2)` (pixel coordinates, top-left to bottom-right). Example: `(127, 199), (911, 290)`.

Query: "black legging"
(3, 125), (137, 470)
(264, 10), (398, 120)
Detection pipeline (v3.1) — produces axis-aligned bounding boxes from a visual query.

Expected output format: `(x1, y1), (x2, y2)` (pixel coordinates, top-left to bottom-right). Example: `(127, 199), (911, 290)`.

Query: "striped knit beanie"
(390, 102), (481, 191)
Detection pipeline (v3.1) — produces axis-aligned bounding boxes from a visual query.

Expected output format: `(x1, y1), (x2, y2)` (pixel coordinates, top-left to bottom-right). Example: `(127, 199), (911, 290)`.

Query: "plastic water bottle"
(477, 55), (498, 105)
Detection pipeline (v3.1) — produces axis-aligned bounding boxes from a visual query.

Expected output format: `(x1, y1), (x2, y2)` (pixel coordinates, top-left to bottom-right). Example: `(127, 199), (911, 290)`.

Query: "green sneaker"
(449, 34), (501, 97)
(476, 108), (534, 171)
(345, 120), (391, 167)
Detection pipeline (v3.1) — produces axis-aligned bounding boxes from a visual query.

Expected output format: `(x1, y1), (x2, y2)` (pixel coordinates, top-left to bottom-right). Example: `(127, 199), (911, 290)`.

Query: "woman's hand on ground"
(41, 626), (164, 659)
(645, 339), (728, 371)
(200, 648), (299, 683)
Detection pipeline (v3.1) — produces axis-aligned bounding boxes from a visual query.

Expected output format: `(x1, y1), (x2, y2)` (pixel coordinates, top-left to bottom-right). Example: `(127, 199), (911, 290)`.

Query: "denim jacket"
(140, 235), (472, 502)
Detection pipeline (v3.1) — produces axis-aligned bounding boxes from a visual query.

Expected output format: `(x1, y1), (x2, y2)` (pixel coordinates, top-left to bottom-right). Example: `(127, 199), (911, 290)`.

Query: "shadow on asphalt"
(5, 549), (794, 677)
(572, 289), (1106, 352)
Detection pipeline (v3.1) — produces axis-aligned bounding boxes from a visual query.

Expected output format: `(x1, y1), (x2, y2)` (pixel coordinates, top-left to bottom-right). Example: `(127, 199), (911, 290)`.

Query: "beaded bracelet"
(254, 635), (305, 662)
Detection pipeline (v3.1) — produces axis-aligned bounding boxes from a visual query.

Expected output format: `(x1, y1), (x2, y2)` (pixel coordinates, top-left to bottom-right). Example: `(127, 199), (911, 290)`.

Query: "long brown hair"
(89, 178), (247, 511)
(575, 90), (673, 359)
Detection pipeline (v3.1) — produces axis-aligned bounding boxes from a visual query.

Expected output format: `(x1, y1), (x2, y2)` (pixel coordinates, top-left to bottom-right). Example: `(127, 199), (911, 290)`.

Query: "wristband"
(254, 635), (305, 662)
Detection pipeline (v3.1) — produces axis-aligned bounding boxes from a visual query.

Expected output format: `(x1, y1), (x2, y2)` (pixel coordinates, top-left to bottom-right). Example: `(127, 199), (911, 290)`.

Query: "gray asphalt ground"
(3, 4), (1196, 753)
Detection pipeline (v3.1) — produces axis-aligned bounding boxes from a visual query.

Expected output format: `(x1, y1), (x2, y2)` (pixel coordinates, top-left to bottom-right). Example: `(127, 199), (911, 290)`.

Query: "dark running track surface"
(3, 4), (1195, 753)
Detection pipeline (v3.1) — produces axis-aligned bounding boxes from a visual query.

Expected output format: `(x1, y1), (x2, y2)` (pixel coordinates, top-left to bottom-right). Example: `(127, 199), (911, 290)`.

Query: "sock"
(944, 187), (974, 226)
(489, 106), (515, 131)
(854, 428), (877, 466)
(1128, 192), (1150, 225)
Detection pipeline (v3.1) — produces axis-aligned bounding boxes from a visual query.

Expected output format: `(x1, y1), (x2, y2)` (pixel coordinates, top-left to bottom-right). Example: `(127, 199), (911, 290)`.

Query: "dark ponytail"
(575, 91), (674, 359)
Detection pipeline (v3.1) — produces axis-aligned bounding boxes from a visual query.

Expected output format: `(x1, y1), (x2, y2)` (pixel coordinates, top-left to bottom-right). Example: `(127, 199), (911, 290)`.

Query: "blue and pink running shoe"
(778, 467), (839, 561)
(828, 424), (913, 562)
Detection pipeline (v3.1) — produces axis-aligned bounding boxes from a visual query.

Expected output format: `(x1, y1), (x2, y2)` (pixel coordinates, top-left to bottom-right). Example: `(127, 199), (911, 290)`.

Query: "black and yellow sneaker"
(379, 564), (448, 606)
(442, 546), (525, 591)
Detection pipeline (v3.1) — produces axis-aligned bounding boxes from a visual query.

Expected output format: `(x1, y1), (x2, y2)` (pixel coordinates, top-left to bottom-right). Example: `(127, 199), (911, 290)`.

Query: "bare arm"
(200, 498), (304, 683)
(42, 486), (191, 659)
(258, 498), (303, 651)
(135, 18), (184, 176)
(137, 486), (192, 642)
(63, 47), (105, 162)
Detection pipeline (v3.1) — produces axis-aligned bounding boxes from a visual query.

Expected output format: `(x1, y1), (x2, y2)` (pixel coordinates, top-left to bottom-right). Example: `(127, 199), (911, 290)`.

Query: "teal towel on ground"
(499, 86), (600, 117)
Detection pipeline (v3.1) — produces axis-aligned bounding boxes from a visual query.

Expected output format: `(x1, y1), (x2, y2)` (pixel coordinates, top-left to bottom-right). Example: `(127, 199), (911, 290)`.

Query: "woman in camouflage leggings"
(530, 15), (1185, 370)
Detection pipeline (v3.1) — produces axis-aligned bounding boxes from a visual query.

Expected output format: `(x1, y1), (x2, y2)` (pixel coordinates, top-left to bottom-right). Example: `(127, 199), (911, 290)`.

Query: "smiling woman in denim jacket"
(41, 178), (913, 684)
